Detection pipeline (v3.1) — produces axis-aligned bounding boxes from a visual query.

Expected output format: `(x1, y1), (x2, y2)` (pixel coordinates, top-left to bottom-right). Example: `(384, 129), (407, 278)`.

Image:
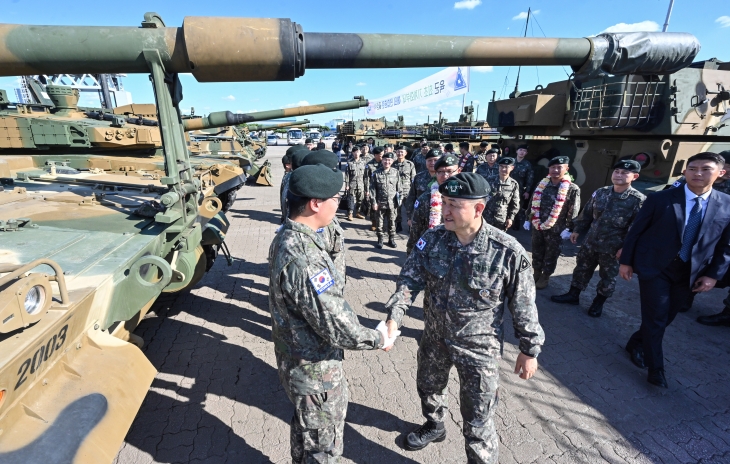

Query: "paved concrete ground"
(115, 146), (730, 464)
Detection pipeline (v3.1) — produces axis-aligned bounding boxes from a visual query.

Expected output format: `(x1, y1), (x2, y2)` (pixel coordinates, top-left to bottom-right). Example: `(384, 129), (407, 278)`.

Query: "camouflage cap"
(291, 150), (312, 170)
(498, 157), (516, 166)
(382, 152), (395, 159)
(439, 172), (490, 198)
(288, 164), (342, 199)
(548, 155), (570, 166)
(302, 150), (339, 169)
(434, 154), (458, 170)
(425, 149), (443, 159)
(612, 159), (641, 173)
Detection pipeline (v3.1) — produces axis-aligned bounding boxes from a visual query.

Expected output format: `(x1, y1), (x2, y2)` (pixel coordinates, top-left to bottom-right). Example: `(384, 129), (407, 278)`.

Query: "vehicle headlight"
(24, 285), (46, 315)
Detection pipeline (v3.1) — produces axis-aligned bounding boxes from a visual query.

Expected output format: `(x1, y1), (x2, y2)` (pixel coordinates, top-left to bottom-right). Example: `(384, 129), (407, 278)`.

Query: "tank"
(0, 12), (699, 463)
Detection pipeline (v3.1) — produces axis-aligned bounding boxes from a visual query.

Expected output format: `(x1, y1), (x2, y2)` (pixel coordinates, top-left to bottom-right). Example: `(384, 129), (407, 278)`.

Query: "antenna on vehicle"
(510, 7), (531, 98)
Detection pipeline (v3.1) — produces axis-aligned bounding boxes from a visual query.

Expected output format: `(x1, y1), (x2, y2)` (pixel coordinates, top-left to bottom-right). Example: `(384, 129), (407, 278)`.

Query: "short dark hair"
(687, 152), (725, 168)
(287, 192), (321, 218)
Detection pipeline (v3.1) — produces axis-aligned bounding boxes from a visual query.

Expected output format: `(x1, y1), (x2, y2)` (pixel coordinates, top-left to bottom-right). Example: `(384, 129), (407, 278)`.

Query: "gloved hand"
(523, 221), (531, 231)
(560, 228), (571, 240)
(376, 321), (401, 350)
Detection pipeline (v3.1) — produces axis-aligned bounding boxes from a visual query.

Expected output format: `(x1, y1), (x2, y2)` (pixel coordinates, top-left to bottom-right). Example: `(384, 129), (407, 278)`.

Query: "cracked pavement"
(115, 146), (730, 464)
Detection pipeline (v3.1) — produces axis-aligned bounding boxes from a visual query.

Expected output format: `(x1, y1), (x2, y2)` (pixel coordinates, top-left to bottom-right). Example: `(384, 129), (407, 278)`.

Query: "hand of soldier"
(408, 219), (412, 227)
(505, 219), (513, 229)
(693, 276), (717, 293)
(615, 248), (622, 260)
(570, 232), (579, 244)
(372, 204), (379, 211)
(619, 264), (633, 281)
(523, 192), (529, 200)
(514, 352), (538, 380)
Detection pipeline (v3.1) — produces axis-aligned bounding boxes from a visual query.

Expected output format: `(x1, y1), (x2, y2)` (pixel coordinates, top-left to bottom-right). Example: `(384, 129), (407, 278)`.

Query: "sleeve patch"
(310, 268), (335, 294)
(416, 238), (427, 250)
(414, 200), (419, 208)
(520, 256), (531, 271)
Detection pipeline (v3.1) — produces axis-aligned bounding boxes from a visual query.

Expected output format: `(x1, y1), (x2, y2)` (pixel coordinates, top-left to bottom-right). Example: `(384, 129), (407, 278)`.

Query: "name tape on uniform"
(310, 268), (335, 294)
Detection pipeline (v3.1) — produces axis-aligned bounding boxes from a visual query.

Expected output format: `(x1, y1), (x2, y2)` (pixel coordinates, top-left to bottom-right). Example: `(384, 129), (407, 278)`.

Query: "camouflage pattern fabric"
(370, 167), (401, 240)
(394, 159), (417, 228)
(412, 150), (428, 175)
(320, 218), (347, 283)
(531, 181), (580, 275)
(406, 191), (431, 254)
(345, 158), (367, 216)
(406, 170), (436, 219)
(476, 163), (500, 185)
(457, 153), (477, 173)
(362, 158), (381, 194)
(280, 171), (292, 224)
(570, 247), (621, 297)
(386, 223), (544, 464)
(484, 177), (520, 231)
(269, 219), (383, 463)
(510, 158), (535, 225)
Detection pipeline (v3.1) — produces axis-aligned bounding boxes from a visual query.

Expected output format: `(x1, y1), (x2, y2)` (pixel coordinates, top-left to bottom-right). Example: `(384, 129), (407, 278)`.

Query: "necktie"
(679, 197), (702, 262)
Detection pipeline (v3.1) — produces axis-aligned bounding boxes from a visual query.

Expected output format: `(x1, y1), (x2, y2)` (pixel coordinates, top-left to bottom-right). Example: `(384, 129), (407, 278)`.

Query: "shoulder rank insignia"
(520, 255), (531, 272)
(416, 237), (427, 250)
(310, 268), (335, 294)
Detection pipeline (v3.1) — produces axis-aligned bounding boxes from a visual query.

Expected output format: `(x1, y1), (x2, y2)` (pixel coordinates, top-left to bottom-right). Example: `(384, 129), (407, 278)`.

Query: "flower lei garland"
(530, 176), (571, 230)
(428, 181), (443, 229)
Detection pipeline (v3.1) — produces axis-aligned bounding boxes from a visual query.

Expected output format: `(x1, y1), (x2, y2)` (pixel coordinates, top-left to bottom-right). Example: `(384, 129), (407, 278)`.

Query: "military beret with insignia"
(434, 154), (459, 170)
(384, 143), (393, 148)
(425, 149), (443, 160)
(439, 172), (491, 199)
(498, 157), (516, 166)
(612, 159), (641, 173)
(382, 152), (395, 159)
(373, 146), (384, 154)
(288, 164), (342, 199)
(517, 144), (529, 150)
(459, 141), (470, 149)
(548, 155), (570, 167)
(291, 150), (313, 170)
(302, 150), (339, 170)
(486, 148), (500, 155)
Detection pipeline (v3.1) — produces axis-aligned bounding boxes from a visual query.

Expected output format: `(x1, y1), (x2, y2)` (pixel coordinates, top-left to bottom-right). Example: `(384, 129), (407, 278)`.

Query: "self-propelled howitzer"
(0, 12), (700, 464)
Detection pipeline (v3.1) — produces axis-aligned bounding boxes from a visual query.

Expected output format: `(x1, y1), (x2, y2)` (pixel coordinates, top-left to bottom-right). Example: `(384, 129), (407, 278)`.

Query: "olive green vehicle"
(485, 33), (727, 198)
(0, 12), (698, 463)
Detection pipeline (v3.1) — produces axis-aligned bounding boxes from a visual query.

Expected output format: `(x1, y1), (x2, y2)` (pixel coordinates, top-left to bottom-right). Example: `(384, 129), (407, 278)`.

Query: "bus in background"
(306, 129), (321, 143)
(287, 128), (304, 145)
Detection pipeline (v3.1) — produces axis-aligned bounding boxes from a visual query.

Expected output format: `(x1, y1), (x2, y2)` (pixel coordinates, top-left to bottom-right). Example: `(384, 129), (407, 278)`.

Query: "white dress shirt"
(684, 184), (711, 226)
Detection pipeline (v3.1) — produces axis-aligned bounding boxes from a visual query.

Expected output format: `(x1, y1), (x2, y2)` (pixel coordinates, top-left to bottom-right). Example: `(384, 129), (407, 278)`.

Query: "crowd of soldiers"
(272, 140), (730, 463)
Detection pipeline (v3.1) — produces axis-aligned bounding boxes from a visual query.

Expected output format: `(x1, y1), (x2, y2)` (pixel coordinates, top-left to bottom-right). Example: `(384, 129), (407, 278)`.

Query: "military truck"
(0, 12), (698, 463)
(486, 32), (718, 198)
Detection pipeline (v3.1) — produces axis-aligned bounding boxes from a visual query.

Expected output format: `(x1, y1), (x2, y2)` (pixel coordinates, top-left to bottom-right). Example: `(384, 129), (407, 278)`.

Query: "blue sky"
(1, 0), (728, 125)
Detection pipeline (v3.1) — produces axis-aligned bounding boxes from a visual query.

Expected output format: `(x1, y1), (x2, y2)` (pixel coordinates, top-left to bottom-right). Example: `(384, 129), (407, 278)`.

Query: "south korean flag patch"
(310, 268), (335, 294)
(416, 237), (427, 250)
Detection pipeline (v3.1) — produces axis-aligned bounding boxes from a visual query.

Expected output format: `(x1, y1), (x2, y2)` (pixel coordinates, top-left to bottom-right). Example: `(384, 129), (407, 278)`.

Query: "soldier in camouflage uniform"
(475, 148), (500, 185)
(370, 152), (401, 248)
(361, 143), (373, 164)
(530, 156), (581, 290)
(456, 141), (477, 173)
(384, 173), (544, 464)
(411, 142), (430, 175)
(483, 157), (521, 231)
(394, 145), (417, 233)
(406, 149), (442, 222)
(281, 147), (312, 223)
(280, 153), (293, 224)
(270, 164), (393, 464)
(345, 145), (367, 221)
(364, 147), (384, 230)
(551, 160), (645, 317)
(407, 154), (460, 254)
(474, 141), (489, 166)
(510, 144), (535, 229)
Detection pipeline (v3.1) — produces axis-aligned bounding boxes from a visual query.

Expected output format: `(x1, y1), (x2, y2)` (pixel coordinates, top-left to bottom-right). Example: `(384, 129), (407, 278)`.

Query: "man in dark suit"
(619, 152), (730, 388)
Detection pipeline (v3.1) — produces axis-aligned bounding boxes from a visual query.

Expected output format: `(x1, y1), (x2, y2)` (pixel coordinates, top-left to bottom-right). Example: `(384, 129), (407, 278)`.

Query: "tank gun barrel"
(253, 120), (311, 130)
(0, 16), (700, 81)
(182, 98), (366, 131)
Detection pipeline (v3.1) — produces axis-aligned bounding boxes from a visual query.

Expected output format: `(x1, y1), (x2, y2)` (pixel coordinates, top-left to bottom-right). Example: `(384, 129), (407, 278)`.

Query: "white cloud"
(472, 100), (480, 104)
(716, 16), (730, 28)
(418, 106), (429, 110)
(601, 20), (660, 33)
(283, 100), (311, 108)
(513, 10), (539, 20)
(222, 95), (236, 101)
(356, 82), (367, 86)
(471, 66), (494, 73)
(454, 0), (481, 10)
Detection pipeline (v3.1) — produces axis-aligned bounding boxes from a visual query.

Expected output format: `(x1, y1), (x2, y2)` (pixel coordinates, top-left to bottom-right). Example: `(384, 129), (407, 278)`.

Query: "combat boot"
(386, 238), (397, 248)
(535, 272), (550, 290)
(355, 213), (366, 219)
(588, 294), (608, 317)
(376, 237), (383, 249)
(347, 212), (354, 221)
(405, 421), (446, 451)
(550, 286), (581, 305)
(533, 269), (541, 282)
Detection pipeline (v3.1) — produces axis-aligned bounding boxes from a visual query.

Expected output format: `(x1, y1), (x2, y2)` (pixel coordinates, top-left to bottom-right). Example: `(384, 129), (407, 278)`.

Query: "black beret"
(291, 150), (312, 170)
(719, 150), (730, 162)
(304, 138), (314, 144)
(459, 141), (470, 149)
(384, 143), (393, 148)
(498, 157), (516, 166)
(486, 148), (500, 155)
(373, 146), (384, 154)
(302, 150), (339, 169)
(445, 143), (454, 150)
(289, 164), (342, 199)
(425, 149), (443, 159)
(439, 172), (490, 199)
(548, 156), (570, 167)
(434, 154), (459, 170)
(382, 152), (395, 159)
(286, 144), (309, 156)
(480, 142), (489, 148)
(517, 144), (529, 150)
(421, 142), (429, 147)
(281, 154), (292, 165)
(612, 160), (641, 173)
